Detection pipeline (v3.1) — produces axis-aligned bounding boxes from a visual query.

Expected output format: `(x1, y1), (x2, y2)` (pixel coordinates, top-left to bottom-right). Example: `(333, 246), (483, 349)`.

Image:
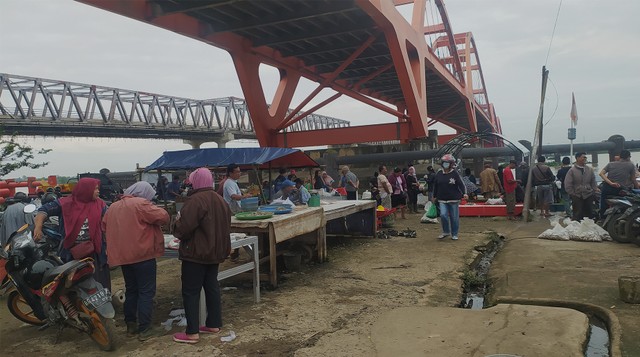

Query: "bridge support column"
(592, 153), (599, 167)
(183, 139), (208, 149)
(215, 133), (235, 148)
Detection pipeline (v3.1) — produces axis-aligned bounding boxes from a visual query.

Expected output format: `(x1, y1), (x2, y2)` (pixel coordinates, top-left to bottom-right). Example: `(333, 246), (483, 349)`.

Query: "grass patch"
(460, 268), (487, 291)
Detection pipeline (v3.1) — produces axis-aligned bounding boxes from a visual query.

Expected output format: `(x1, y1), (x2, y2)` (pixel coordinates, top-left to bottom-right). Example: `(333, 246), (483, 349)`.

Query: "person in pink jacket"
(102, 181), (170, 341)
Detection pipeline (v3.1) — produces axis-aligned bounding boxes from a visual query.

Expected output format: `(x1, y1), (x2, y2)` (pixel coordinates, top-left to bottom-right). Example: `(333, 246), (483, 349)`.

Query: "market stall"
(231, 206), (325, 287)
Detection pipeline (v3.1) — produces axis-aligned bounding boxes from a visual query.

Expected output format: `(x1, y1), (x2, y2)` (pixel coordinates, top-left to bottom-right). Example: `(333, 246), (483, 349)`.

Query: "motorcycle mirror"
(23, 204), (37, 214)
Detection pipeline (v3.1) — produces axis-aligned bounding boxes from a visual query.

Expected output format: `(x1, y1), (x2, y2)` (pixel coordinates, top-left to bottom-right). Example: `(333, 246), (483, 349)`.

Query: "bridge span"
(0, 73), (350, 147)
(79, 0), (501, 147)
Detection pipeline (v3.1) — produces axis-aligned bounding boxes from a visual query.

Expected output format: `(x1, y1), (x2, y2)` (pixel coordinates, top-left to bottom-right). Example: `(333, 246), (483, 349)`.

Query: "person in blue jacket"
(432, 154), (467, 241)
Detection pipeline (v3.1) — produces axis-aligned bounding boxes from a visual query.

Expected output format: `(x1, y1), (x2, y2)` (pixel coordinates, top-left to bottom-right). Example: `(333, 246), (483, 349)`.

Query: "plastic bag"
(271, 198), (295, 208)
(538, 223), (570, 241)
(569, 218), (607, 242)
(486, 198), (505, 205)
(426, 201), (438, 219)
(581, 218), (612, 241)
(421, 202), (438, 223)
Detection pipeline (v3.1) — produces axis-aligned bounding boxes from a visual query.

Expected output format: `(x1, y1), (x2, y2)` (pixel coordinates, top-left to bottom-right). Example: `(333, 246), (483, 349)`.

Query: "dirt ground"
(0, 213), (505, 356)
(1, 213), (631, 356)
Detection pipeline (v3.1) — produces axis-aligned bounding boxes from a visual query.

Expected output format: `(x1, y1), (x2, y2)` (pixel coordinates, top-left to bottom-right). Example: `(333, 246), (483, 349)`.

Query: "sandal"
(199, 326), (221, 334)
(173, 332), (199, 344)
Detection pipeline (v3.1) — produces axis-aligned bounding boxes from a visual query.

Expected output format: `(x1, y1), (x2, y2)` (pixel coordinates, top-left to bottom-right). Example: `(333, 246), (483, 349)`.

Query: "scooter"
(601, 190), (640, 243)
(1, 221), (116, 351)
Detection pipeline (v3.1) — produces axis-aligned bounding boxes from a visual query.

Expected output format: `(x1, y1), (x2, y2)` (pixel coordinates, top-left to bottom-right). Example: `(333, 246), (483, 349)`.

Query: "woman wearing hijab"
(313, 170), (328, 191)
(321, 171), (334, 189)
(34, 178), (111, 289)
(405, 166), (420, 213)
(172, 168), (232, 344)
(102, 181), (170, 341)
(432, 154), (467, 241)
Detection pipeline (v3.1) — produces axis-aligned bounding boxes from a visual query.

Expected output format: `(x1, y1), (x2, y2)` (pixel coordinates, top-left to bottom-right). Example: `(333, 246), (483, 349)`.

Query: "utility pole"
(523, 66), (549, 223)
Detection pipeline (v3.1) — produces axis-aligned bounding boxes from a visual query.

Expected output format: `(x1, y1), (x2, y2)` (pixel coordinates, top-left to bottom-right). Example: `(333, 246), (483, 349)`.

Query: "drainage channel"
(459, 233), (610, 357)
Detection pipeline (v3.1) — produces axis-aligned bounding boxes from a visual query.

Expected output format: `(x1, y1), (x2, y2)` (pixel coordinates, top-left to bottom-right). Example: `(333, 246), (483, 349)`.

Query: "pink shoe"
(199, 326), (221, 334)
(173, 332), (199, 344)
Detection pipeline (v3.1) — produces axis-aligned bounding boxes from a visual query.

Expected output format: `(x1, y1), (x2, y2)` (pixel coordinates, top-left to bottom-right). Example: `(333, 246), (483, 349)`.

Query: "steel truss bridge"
(0, 73), (350, 143)
(80, 0), (501, 148)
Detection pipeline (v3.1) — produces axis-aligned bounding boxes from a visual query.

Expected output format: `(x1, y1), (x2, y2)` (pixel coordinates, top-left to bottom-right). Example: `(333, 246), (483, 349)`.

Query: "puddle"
(585, 317), (609, 357)
(458, 234), (611, 357)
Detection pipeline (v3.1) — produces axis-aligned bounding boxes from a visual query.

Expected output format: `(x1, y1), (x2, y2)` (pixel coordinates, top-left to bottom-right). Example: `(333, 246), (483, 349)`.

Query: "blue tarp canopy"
(145, 147), (319, 171)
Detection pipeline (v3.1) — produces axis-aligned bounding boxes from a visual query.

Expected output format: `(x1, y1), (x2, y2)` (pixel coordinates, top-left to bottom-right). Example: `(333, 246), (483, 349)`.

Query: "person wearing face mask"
(432, 154), (467, 240)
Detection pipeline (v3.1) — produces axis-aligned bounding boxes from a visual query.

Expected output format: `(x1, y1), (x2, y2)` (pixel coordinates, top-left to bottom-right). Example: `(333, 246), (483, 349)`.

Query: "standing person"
(556, 157), (573, 217)
(565, 152), (599, 221)
(172, 167), (232, 344)
(405, 166), (420, 213)
(432, 154), (467, 240)
(102, 181), (170, 340)
(167, 176), (183, 201)
(598, 150), (639, 218)
(223, 164), (251, 214)
(0, 193), (34, 246)
(34, 178), (111, 290)
(465, 168), (477, 185)
(480, 163), (503, 199)
(424, 166), (436, 201)
(321, 171), (334, 188)
(377, 165), (393, 209)
(502, 160), (521, 220)
(531, 156), (556, 217)
(313, 170), (328, 191)
(388, 167), (408, 219)
(156, 176), (168, 201)
(272, 168), (288, 194)
(339, 166), (359, 200)
(370, 172), (381, 205)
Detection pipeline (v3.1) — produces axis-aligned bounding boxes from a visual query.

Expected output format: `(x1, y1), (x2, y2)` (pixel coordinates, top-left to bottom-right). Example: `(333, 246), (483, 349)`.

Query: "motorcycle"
(601, 190), (640, 244)
(1, 220), (116, 351)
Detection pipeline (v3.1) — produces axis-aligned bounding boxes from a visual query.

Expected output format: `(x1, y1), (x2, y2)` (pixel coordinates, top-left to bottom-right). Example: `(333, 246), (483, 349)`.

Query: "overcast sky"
(1, 0), (638, 177)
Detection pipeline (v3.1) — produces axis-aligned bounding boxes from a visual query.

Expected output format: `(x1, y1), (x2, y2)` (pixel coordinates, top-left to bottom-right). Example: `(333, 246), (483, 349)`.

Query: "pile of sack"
(538, 216), (611, 242)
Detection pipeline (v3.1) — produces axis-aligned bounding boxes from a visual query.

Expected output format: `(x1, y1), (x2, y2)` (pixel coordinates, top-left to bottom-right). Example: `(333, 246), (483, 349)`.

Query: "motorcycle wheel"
(607, 212), (632, 243)
(77, 301), (116, 351)
(7, 290), (46, 326)
(625, 211), (640, 246)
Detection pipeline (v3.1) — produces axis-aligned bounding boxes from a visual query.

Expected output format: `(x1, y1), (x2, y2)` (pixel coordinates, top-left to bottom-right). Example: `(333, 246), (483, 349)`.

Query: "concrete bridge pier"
(183, 133), (235, 149)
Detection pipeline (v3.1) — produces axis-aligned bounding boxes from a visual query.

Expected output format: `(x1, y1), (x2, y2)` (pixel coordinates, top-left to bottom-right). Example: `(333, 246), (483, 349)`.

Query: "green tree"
(0, 130), (51, 177)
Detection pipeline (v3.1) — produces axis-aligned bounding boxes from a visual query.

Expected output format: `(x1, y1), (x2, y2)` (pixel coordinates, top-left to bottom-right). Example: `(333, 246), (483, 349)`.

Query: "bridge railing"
(0, 73), (349, 138)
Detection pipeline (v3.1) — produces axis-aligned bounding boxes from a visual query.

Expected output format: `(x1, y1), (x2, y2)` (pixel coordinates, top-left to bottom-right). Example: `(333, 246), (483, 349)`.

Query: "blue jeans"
(439, 201), (460, 236)
(121, 259), (157, 332)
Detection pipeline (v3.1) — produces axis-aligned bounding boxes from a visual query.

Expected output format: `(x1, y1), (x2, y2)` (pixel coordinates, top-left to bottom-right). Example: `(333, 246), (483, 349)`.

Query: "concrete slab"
(369, 305), (588, 357)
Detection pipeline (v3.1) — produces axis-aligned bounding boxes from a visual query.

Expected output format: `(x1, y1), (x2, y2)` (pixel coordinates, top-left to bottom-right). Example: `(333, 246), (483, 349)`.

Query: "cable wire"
(545, 0), (563, 66)
(544, 76), (560, 126)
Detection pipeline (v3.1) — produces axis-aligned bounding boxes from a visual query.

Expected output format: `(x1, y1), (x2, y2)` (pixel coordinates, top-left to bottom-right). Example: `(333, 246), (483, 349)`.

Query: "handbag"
(70, 240), (95, 260)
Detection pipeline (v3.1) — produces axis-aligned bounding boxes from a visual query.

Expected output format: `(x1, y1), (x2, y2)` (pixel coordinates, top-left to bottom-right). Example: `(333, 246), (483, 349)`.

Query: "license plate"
(83, 288), (111, 309)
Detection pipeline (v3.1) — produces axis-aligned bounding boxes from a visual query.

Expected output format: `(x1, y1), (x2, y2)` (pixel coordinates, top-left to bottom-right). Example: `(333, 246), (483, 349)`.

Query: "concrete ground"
(488, 218), (640, 357)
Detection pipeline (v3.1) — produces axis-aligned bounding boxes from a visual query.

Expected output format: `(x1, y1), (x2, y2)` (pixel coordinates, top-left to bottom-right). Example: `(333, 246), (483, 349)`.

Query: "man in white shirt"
(223, 163), (251, 214)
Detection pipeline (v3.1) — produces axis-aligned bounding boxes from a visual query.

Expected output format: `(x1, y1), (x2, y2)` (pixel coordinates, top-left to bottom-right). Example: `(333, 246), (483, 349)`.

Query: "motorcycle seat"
(41, 260), (91, 287)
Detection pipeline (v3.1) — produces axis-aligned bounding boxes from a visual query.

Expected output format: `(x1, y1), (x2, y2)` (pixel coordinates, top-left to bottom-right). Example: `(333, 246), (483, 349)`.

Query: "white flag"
(570, 92), (578, 126)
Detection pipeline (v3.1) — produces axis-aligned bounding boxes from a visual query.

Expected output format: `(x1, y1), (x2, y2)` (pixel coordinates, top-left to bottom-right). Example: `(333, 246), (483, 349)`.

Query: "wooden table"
(231, 207), (325, 287)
